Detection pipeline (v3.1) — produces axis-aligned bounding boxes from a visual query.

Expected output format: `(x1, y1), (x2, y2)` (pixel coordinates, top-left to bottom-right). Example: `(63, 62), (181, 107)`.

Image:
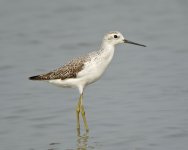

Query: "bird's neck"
(100, 41), (115, 53)
(98, 42), (115, 62)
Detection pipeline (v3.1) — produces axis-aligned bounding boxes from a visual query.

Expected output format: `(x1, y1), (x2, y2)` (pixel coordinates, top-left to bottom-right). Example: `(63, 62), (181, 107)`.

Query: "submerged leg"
(80, 93), (89, 132)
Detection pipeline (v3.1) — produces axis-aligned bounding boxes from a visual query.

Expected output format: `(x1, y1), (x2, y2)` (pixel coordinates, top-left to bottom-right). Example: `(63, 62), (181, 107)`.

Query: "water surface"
(0, 0), (188, 150)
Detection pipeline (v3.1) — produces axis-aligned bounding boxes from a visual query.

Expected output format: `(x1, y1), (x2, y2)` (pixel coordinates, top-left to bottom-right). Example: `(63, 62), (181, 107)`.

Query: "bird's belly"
(48, 78), (84, 88)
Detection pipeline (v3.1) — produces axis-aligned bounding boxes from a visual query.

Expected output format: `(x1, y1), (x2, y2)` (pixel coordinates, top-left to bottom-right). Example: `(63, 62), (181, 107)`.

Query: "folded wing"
(29, 56), (87, 81)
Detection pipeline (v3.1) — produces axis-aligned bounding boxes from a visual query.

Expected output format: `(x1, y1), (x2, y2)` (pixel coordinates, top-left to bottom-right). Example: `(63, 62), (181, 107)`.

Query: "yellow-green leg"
(76, 96), (81, 135)
(76, 93), (89, 134)
(80, 93), (89, 132)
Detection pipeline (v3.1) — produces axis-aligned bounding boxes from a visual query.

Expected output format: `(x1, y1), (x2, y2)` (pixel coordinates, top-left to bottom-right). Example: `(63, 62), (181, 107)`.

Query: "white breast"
(77, 47), (115, 85)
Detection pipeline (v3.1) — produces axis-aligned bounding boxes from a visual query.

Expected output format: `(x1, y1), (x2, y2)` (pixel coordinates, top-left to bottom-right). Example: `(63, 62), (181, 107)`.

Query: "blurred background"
(0, 0), (188, 150)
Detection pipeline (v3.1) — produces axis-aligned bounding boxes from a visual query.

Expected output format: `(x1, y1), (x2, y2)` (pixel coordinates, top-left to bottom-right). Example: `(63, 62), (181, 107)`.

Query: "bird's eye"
(114, 35), (118, 38)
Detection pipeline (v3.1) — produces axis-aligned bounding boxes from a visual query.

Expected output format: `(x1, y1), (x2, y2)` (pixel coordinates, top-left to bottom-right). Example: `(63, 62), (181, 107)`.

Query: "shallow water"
(0, 0), (188, 150)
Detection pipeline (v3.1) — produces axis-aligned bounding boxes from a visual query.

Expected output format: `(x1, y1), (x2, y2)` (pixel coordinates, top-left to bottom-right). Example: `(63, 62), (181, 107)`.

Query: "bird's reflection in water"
(47, 132), (95, 150)
(77, 133), (89, 150)
(77, 132), (95, 150)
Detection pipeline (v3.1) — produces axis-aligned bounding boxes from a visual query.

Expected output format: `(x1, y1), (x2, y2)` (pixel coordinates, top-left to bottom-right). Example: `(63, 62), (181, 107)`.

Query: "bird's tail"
(29, 75), (44, 80)
(29, 71), (53, 80)
(29, 75), (46, 80)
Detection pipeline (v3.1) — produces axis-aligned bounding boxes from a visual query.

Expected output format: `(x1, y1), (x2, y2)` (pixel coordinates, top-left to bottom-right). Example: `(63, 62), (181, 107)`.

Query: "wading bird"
(29, 31), (146, 134)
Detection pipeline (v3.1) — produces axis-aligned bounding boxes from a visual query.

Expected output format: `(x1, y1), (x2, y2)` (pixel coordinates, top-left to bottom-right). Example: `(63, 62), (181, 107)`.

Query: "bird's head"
(103, 31), (146, 47)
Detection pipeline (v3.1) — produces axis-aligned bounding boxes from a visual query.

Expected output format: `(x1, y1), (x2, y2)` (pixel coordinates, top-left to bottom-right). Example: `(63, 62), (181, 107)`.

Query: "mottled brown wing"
(29, 57), (86, 80)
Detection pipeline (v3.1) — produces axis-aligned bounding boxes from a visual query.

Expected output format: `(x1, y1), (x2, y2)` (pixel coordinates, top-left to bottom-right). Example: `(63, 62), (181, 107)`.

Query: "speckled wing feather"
(29, 56), (88, 80)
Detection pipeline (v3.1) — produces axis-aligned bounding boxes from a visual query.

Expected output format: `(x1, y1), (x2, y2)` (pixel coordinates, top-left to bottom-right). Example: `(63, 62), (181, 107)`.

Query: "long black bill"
(124, 39), (146, 47)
